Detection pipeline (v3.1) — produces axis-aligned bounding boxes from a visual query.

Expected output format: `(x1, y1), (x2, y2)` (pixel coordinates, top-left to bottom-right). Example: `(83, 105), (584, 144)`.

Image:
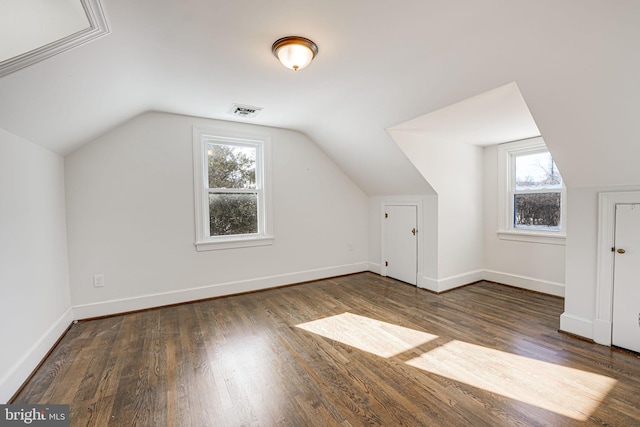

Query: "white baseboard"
(368, 262), (382, 275)
(418, 275), (438, 292)
(418, 270), (484, 293)
(593, 319), (612, 346)
(73, 263), (369, 319)
(0, 307), (74, 403)
(415, 269), (564, 296)
(483, 270), (565, 297)
(439, 270), (484, 292)
(560, 312), (593, 340)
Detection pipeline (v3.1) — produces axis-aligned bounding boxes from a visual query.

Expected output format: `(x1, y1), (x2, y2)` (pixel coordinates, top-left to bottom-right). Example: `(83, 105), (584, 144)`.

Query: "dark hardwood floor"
(13, 273), (640, 426)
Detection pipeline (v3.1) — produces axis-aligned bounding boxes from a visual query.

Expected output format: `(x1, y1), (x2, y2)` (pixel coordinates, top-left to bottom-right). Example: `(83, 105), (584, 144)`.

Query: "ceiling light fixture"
(271, 36), (318, 71)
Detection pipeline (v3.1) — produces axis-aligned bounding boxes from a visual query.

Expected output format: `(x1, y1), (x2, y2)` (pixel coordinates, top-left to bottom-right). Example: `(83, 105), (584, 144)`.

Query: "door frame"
(381, 198), (423, 285)
(595, 191), (640, 345)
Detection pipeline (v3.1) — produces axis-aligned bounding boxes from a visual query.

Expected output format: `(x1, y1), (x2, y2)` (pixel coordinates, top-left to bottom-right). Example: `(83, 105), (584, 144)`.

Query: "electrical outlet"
(348, 241), (355, 251)
(93, 274), (104, 288)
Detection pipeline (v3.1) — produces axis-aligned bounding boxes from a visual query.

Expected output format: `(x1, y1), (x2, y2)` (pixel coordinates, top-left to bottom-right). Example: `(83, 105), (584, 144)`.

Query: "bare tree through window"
(513, 151), (562, 230)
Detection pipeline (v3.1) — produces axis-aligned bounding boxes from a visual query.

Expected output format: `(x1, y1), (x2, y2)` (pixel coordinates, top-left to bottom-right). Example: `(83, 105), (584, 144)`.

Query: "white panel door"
(384, 205), (417, 285)
(612, 204), (640, 353)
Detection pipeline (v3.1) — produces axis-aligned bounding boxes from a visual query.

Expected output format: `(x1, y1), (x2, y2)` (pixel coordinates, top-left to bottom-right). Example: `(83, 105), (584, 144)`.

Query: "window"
(193, 127), (273, 251)
(497, 137), (566, 244)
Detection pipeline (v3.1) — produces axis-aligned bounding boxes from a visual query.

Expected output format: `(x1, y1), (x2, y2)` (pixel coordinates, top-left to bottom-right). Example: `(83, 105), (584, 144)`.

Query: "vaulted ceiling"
(0, 0), (639, 195)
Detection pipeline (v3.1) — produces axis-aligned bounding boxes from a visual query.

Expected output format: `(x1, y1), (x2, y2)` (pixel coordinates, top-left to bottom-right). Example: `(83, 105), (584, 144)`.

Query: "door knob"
(617, 248), (626, 254)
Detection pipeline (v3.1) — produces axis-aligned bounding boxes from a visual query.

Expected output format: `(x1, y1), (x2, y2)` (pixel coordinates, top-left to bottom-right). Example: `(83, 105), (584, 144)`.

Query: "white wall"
(368, 197), (383, 273)
(65, 112), (369, 317)
(483, 145), (565, 296)
(382, 129), (568, 299)
(388, 131), (484, 291)
(0, 128), (72, 403)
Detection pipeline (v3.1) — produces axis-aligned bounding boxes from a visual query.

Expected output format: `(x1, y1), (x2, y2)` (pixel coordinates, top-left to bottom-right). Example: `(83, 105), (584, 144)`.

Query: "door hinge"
(385, 261), (388, 267)
(385, 213), (388, 218)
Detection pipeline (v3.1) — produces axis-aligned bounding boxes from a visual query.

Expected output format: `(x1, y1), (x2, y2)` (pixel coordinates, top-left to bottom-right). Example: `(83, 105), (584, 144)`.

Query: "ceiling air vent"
(227, 104), (263, 118)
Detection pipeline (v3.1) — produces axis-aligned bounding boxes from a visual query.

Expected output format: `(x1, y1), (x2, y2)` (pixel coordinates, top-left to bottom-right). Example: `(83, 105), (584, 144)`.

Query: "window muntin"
(193, 126), (273, 251)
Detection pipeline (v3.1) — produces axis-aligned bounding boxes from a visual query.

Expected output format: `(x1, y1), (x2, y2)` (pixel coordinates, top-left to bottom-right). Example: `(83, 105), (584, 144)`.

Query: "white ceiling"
(389, 82), (540, 146)
(1, 0), (639, 194)
(0, 0), (88, 62)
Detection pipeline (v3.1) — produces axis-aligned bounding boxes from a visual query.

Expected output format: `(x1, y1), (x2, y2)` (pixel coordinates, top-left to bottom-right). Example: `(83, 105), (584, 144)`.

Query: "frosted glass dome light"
(272, 36), (318, 71)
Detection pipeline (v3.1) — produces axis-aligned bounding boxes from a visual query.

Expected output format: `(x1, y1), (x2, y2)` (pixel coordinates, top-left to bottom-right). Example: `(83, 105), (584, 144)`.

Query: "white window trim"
(497, 137), (566, 245)
(192, 126), (274, 251)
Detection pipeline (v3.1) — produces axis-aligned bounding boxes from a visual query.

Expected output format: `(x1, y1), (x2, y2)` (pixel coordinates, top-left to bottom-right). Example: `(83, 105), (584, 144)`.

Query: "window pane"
(207, 142), (256, 189)
(209, 193), (258, 236)
(515, 151), (561, 190)
(514, 193), (561, 229)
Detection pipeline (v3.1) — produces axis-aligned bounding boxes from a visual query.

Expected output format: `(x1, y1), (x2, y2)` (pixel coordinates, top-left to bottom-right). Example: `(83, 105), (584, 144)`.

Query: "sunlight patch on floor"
(296, 312), (438, 358)
(406, 340), (617, 421)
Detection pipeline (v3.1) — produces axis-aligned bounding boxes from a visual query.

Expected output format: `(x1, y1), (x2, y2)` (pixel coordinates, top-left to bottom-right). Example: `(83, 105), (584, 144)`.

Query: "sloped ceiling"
(388, 82), (540, 146)
(0, 0), (89, 62)
(0, 0), (639, 194)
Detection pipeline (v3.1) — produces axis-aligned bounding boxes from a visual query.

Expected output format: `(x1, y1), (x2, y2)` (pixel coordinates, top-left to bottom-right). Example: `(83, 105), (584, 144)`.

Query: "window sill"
(195, 235), (274, 251)
(497, 230), (566, 245)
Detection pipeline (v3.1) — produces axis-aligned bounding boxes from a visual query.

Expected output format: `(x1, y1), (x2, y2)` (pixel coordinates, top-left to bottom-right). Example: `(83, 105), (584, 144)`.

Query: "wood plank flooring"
(12, 273), (640, 426)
